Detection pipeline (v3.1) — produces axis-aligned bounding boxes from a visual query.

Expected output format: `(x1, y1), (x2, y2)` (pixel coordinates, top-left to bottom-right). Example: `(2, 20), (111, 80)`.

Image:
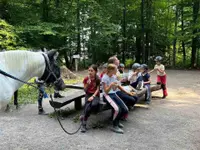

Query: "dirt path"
(0, 70), (200, 150)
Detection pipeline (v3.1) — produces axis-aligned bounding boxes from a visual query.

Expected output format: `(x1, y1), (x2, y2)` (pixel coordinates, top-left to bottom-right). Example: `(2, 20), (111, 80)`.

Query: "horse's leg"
(14, 90), (18, 109)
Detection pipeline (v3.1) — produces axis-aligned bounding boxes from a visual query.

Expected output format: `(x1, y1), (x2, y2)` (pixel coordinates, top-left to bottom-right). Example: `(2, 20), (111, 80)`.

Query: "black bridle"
(40, 53), (62, 86)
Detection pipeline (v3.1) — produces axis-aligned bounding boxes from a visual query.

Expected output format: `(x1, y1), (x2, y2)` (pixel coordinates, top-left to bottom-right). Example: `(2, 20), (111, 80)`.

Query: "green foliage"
(0, 0), (200, 68)
(125, 59), (135, 68)
(0, 19), (17, 49)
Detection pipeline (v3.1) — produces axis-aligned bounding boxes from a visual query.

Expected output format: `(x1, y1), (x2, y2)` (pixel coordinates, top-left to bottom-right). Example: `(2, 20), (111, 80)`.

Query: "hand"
(128, 92), (135, 96)
(87, 78), (91, 84)
(88, 96), (94, 102)
(111, 82), (118, 88)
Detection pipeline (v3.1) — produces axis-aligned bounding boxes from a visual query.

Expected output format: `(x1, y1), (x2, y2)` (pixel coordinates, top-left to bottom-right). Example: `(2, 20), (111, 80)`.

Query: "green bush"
(0, 19), (17, 50)
(125, 58), (134, 68)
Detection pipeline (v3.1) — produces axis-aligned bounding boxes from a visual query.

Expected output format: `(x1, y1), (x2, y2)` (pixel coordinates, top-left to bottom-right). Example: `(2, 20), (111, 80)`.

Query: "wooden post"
(75, 59), (78, 71)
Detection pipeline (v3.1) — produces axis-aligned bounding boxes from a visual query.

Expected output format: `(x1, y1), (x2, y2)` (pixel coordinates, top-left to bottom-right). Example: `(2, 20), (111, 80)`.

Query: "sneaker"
(118, 123), (124, 128)
(111, 126), (124, 134)
(54, 93), (65, 98)
(145, 101), (150, 105)
(81, 124), (87, 133)
(162, 95), (167, 99)
(38, 107), (48, 115)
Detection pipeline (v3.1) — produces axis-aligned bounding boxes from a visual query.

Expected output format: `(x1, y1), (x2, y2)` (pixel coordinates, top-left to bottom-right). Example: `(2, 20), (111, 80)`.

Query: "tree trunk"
(181, 0), (186, 67)
(42, 0), (49, 21)
(136, 36), (141, 63)
(76, 0), (81, 54)
(55, 0), (59, 7)
(42, 0), (49, 47)
(191, 0), (200, 68)
(173, 5), (178, 68)
(122, 0), (126, 64)
(64, 51), (70, 69)
(141, 0), (145, 63)
(146, 0), (152, 65)
(0, 0), (9, 20)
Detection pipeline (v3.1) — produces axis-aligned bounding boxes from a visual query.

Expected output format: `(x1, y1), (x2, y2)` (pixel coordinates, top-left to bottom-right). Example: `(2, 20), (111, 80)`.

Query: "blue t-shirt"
(143, 73), (150, 84)
(101, 74), (119, 94)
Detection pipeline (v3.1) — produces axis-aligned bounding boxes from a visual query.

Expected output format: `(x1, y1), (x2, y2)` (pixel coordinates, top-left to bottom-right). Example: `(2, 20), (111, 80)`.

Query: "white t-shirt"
(101, 74), (119, 94)
(128, 71), (142, 84)
(154, 64), (166, 76)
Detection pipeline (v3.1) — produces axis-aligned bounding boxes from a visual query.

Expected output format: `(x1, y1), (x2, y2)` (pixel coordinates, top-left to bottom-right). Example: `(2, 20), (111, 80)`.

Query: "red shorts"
(157, 75), (167, 85)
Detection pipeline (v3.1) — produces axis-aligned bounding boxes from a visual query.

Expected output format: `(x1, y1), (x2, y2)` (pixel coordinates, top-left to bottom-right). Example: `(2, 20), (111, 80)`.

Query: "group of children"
(80, 55), (168, 134)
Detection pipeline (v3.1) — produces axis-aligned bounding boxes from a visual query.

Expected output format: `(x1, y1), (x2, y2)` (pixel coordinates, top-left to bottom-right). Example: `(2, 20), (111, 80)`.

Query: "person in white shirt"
(128, 63), (143, 90)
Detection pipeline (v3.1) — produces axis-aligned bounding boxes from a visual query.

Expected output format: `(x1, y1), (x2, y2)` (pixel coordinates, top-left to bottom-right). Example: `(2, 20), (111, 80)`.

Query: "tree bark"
(136, 36), (141, 63)
(191, 0), (200, 68)
(181, 2), (186, 67)
(0, 0), (9, 20)
(173, 5), (178, 68)
(122, 0), (126, 64)
(141, 0), (145, 63)
(76, 0), (81, 54)
(42, 0), (49, 21)
(136, 84), (161, 97)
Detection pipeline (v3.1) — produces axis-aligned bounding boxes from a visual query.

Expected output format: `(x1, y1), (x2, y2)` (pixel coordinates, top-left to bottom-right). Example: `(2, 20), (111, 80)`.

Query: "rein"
(0, 69), (38, 89)
(0, 53), (81, 135)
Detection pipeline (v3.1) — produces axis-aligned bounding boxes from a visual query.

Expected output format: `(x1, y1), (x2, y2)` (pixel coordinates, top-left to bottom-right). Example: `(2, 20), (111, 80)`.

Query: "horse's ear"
(47, 50), (59, 60)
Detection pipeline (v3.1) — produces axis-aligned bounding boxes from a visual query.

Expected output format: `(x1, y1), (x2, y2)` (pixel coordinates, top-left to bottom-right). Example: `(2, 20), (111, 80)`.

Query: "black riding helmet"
(154, 56), (162, 62)
(132, 63), (141, 70)
(141, 64), (148, 70)
(119, 63), (125, 68)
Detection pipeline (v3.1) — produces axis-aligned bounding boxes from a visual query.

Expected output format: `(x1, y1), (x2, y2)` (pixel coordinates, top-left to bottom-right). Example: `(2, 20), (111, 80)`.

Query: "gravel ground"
(0, 70), (200, 150)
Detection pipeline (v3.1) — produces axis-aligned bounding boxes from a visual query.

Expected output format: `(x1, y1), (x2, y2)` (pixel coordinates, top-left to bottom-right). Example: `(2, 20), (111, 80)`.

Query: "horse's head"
(39, 50), (66, 91)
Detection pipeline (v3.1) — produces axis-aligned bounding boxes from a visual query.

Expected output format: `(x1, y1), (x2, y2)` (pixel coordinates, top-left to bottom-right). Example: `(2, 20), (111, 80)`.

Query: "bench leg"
(74, 98), (82, 110)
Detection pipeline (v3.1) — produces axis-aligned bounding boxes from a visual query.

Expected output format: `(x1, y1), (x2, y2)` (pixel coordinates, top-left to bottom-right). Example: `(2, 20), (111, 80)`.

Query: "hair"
(108, 55), (117, 64)
(89, 64), (100, 86)
(107, 64), (117, 73)
(89, 64), (98, 72)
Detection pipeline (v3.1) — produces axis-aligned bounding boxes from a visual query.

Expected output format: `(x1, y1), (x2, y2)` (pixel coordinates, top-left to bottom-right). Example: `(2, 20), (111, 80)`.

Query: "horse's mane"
(0, 50), (44, 78)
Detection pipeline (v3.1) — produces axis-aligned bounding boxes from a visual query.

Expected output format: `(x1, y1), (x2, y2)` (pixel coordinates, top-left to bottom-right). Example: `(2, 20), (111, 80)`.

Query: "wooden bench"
(49, 84), (161, 111)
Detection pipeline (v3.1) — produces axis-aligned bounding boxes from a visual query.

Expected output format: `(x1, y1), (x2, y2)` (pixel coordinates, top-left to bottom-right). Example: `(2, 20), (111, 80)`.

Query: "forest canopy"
(0, 0), (199, 68)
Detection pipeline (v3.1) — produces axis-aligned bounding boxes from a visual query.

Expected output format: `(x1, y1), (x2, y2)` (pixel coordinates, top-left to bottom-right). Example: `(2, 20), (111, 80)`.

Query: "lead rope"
(0, 68), (83, 135)
(47, 87), (82, 135)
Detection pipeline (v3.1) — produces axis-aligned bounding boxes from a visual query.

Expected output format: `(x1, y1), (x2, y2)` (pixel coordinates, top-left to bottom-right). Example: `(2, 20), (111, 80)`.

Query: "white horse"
(0, 50), (65, 111)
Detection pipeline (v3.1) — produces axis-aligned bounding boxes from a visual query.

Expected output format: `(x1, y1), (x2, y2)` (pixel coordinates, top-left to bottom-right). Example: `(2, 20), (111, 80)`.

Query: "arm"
(93, 86), (100, 97)
(148, 69), (155, 74)
(83, 82), (90, 92)
(157, 68), (165, 73)
(35, 77), (44, 84)
(118, 85), (135, 96)
(102, 82), (116, 94)
(157, 65), (165, 73)
(144, 79), (151, 85)
(83, 77), (91, 92)
(88, 86), (100, 101)
(128, 72), (136, 81)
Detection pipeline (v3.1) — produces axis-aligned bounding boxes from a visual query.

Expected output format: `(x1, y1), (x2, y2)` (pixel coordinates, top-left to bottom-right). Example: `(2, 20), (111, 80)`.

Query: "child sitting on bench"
(128, 63), (143, 90)
(102, 64), (136, 134)
(80, 65), (101, 133)
(141, 64), (151, 104)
